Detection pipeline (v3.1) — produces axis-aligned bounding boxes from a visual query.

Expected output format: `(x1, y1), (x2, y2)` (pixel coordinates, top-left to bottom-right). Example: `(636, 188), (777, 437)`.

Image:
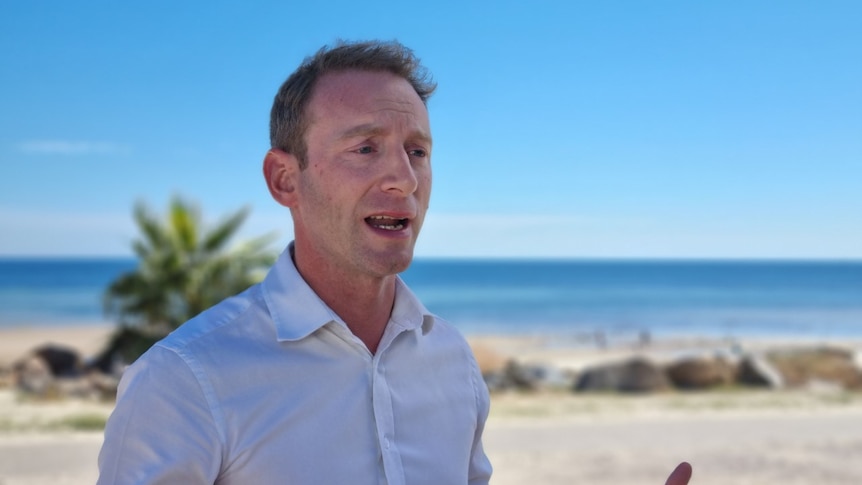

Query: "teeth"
(367, 215), (406, 231)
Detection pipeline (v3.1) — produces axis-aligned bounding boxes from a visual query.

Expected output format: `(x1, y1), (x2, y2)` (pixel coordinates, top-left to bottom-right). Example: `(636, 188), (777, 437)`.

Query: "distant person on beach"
(96, 40), (691, 485)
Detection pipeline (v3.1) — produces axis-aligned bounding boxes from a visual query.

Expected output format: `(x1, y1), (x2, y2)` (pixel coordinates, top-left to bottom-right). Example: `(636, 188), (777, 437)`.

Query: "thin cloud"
(0, 207), (136, 256)
(416, 212), (606, 258)
(0, 206), (289, 257)
(421, 212), (649, 231)
(17, 140), (130, 155)
(416, 212), (862, 259)
(0, 207), (133, 231)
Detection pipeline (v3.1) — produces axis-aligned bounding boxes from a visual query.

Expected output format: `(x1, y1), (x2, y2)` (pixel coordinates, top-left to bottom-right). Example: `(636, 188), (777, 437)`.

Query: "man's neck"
(292, 249), (396, 354)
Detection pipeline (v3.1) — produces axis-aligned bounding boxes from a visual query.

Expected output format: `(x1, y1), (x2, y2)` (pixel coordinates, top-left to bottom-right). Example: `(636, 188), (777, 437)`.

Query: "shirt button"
(385, 438), (391, 449)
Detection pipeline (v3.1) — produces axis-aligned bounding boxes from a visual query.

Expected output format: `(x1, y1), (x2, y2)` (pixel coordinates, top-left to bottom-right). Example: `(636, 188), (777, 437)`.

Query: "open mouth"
(365, 215), (409, 231)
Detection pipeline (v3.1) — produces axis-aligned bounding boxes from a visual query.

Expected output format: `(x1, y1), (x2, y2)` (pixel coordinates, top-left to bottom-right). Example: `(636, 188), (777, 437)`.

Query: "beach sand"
(2, 325), (862, 484)
(0, 324), (112, 369)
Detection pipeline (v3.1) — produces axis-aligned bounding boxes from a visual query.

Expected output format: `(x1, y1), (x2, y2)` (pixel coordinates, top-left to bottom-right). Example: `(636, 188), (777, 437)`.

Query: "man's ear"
(263, 149), (301, 208)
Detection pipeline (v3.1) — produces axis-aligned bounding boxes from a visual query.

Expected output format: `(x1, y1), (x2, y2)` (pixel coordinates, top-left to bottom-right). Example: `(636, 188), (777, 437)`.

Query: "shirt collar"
(391, 276), (436, 335)
(262, 243), (436, 342)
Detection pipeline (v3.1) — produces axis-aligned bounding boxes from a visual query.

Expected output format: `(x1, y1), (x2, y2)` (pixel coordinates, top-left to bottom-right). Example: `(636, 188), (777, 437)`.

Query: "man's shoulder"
(155, 283), (268, 355)
(418, 314), (478, 360)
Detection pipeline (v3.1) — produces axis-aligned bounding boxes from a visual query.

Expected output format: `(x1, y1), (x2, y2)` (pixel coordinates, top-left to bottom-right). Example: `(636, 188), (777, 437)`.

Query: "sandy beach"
(2, 325), (862, 484)
(0, 324), (112, 369)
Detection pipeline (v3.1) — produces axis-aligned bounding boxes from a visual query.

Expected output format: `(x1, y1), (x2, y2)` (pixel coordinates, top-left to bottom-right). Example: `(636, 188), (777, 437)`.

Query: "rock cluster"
(477, 344), (862, 394)
(3, 344), (120, 400)
(5, 340), (861, 400)
(575, 357), (672, 393)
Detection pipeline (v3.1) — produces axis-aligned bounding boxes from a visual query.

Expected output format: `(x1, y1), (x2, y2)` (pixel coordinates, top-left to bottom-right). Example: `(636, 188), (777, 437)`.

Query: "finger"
(665, 461), (693, 485)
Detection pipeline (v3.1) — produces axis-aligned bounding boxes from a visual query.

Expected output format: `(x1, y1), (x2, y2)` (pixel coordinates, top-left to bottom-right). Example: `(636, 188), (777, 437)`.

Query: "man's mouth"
(365, 215), (409, 231)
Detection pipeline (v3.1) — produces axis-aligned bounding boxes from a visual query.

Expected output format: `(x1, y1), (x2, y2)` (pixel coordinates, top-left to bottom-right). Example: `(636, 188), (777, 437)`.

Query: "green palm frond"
(133, 202), (168, 249)
(104, 196), (279, 338)
(170, 197), (199, 253)
(202, 206), (251, 253)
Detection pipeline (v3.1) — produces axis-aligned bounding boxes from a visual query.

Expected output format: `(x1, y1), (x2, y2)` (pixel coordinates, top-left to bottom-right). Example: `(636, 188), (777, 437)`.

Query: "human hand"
(664, 462), (692, 485)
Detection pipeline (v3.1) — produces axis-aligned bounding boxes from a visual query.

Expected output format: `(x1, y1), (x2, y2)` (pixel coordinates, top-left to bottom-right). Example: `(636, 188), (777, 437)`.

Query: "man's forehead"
(312, 70), (423, 109)
(307, 70), (431, 134)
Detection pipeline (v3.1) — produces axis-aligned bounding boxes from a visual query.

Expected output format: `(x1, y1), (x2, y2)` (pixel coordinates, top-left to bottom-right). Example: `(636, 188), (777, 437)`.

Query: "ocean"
(1, 258), (861, 340)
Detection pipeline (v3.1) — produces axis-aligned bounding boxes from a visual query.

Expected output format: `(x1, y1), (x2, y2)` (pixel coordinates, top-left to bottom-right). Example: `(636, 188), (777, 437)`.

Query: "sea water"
(0, 259), (135, 326)
(403, 260), (862, 339)
(1, 258), (860, 339)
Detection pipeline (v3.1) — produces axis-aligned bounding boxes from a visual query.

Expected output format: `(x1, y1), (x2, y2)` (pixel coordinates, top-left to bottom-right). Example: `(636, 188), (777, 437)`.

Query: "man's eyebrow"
(337, 124), (433, 146)
(412, 131), (433, 146)
(338, 124), (385, 140)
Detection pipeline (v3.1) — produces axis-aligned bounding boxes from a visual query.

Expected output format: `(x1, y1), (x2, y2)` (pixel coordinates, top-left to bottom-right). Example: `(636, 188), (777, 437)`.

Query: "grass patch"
(817, 391), (860, 406)
(0, 418), (14, 432)
(53, 413), (108, 431)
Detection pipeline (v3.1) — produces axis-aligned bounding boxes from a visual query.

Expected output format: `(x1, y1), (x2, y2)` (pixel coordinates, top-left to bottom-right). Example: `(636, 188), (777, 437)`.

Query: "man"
(98, 40), (490, 485)
(98, 40), (691, 485)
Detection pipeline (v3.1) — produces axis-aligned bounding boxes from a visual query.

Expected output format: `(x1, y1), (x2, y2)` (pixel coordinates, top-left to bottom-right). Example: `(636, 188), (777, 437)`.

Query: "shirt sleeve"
(97, 345), (223, 484)
(467, 353), (493, 485)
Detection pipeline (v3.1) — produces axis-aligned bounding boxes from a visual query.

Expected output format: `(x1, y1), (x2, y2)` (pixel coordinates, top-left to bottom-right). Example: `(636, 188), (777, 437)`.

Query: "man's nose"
(380, 147), (419, 195)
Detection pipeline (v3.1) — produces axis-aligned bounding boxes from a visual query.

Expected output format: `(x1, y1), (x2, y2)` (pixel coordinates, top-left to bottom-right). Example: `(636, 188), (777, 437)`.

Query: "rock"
(666, 356), (736, 390)
(0, 364), (14, 389)
(737, 354), (784, 388)
(11, 341), (127, 400)
(87, 371), (121, 400)
(503, 359), (539, 390)
(574, 357), (671, 393)
(766, 346), (862, 390)
(470, 342), (508, 377)
(470, 342), (510, 392)
(33, 344), (82, 377)
(88, 327), (165, 373)
(55, 377), (100, 400)
(482, 369), (509, 392)
(508, 360), (569, 391)
(525, 364), (575, 390)
(14, 355), (56, 396)
(483, 359), (541, 392)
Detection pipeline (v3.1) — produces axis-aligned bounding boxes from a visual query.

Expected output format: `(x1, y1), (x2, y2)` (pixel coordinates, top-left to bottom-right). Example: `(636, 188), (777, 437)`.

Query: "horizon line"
(1, 254), (861, 264)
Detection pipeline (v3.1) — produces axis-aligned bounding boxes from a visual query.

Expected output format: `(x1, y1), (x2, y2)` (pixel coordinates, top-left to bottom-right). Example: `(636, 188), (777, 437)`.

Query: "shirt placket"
(371, 327), (407, 485)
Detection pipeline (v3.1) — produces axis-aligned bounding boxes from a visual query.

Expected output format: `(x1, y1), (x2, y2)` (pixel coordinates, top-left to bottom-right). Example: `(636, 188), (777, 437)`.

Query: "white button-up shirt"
(98, 247), (493, 484)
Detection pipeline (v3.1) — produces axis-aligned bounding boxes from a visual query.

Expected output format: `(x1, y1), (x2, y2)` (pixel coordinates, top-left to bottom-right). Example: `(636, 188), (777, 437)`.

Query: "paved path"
(485, 410), (862, 485)
(2, 410), (862, 484)
(0, 434), (101, 485)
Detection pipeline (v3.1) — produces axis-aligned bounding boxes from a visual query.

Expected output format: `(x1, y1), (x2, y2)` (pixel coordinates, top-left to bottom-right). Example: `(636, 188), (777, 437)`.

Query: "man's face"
(290, 69), (432, 279)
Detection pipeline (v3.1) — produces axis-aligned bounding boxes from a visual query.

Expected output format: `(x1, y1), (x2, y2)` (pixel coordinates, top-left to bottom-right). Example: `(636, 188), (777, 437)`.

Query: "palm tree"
(96, 197), (277, 368)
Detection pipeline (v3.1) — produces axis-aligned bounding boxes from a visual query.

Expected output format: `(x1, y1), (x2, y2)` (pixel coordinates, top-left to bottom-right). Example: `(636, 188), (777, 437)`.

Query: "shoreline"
(467, 332), (862, 373)
(2, 321), (861, 366)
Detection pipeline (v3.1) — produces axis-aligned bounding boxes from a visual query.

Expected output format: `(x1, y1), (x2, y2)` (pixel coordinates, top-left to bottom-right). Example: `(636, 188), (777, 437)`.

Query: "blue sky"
(1, 1), (860, 259)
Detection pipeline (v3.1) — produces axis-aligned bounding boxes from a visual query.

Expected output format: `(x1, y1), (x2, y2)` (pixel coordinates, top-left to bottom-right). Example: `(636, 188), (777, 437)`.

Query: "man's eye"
(409, 149), (427, 158)
(356, 146), (374, 154)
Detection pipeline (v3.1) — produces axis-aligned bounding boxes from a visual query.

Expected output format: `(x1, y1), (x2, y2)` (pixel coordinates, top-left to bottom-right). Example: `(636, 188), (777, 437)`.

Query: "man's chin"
(367, 248), (415, 276)
(385, 254), (414, 275)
